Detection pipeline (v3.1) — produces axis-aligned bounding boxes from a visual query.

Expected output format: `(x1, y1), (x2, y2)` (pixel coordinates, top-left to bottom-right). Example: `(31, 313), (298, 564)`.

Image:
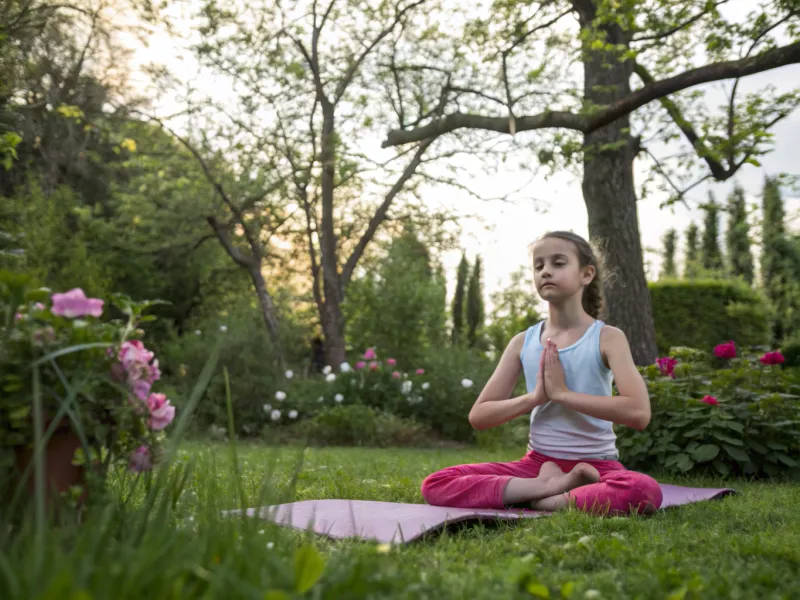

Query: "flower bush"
(617, 342), (800, 478)
(1, 271), (175, 495)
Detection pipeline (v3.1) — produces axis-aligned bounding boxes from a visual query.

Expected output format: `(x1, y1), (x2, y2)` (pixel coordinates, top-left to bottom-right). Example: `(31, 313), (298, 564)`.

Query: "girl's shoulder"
(598, 324), (631, 367)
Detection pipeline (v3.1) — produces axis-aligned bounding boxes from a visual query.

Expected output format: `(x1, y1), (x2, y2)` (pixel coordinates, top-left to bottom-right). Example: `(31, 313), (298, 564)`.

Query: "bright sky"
(118, 1), (800, 307)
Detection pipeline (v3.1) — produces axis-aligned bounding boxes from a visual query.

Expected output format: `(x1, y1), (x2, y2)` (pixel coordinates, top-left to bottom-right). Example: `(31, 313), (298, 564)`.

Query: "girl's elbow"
(629, 406), (651, 430)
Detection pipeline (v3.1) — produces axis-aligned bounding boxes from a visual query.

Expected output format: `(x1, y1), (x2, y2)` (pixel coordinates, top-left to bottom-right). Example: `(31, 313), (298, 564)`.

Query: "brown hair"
(536, 231), (605, 319)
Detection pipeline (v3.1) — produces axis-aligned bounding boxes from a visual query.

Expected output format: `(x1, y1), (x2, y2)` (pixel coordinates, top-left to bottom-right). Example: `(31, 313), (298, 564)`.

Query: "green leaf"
(722, 444), (750, 463)
(711, 432), (743, 446)
(560, 582), (575, 599)
(667, 586), (688, 600)
(774, 452), (798, 467)
(524, 581), (551, 598)
(692, 444), (720, 463)
(766, 441), (787, 451)
(723, 421), (745, 433)
(747, 440), (769, 454)
(264, 591), (289, 600)
(712, 460), (731, 477)
(676, 453), (694, 472)
(293, 545), (326, 594)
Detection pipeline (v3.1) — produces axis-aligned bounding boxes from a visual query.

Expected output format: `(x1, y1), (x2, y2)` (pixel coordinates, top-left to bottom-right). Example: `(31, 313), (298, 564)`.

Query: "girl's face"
(532, 237), (595, 303)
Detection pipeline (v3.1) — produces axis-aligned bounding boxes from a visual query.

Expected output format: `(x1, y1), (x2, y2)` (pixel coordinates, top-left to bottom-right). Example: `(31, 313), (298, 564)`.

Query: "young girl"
(421, 231), (662, 515)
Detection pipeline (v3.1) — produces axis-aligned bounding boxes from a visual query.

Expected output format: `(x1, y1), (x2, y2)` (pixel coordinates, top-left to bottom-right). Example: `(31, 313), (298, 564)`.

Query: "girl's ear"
(582, 264), (596, 285)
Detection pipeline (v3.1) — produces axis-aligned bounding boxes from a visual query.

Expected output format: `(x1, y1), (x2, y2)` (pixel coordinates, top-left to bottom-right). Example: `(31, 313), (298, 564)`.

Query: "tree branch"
(383, 40), (800, 147)
(340, 138), (432, 285)
(206, 216), (253, 268)
(631, 1), (730, 43)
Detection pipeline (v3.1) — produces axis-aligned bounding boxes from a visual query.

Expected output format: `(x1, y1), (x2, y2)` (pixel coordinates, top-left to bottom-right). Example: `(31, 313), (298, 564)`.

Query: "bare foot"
(568, 462), (601, 488)
(529, 463), (601, 511)
(537, 461), (564, 480)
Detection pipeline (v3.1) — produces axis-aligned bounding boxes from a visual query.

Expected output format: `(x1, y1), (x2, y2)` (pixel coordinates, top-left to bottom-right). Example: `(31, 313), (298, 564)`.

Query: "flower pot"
(12, 419), (87, 510)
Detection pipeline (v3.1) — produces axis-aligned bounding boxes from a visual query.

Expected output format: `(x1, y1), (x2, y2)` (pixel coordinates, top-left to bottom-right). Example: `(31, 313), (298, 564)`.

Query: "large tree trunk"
(577, 0), (658, 365)
(249, 266), (284, 368)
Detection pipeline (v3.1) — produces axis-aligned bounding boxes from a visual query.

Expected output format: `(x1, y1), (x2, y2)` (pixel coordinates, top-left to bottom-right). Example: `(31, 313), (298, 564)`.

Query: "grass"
(2, 442), (800, 599)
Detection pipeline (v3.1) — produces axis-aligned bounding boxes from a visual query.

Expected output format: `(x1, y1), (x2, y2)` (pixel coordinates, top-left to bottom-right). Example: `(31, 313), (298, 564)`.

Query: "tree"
(382, 2), (800, 364)
(725, 184), (754, 284)
(660, 229), (677, 279)
(701, 192), (724, 272)
(466, 255), (485, 348)
(486, 266), (540, 355)
(684, 223), (700, 279)
(168, 0), (469, 369)
(451, 253), (469, 344)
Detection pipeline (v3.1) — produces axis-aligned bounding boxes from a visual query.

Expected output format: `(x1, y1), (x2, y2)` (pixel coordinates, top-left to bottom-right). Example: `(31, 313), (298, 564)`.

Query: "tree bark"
(576, 0), (658, 365)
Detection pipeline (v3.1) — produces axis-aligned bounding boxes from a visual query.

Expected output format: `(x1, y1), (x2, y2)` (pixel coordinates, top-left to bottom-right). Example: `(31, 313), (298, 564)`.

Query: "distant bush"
(297, 405), (432, 447)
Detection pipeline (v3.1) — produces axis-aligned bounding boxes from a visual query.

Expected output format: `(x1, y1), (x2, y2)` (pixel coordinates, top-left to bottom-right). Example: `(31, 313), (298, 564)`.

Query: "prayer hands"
(543, 339), (569, 402)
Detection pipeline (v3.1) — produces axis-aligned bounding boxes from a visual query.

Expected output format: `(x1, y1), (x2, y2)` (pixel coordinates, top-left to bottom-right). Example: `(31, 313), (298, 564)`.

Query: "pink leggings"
(421, 450), (663, 515)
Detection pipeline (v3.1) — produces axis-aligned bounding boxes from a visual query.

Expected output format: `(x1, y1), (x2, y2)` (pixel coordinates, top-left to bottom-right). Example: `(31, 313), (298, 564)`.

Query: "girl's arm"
(468, 332), (543, 431)
(544, 326), (651, 430)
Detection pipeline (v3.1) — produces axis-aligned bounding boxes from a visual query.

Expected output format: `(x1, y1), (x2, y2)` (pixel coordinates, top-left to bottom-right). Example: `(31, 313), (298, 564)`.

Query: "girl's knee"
(420, 469), (450, 505)
(608, 471), (663, 513)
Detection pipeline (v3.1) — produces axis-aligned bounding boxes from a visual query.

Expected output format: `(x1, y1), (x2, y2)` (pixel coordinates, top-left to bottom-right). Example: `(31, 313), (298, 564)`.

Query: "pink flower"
(147, 393), (176, 430)
(129, 446), (152, 472)
(713, 341), (736, 359)
(32, 327), (56, 346)
(656, 357), (678, 378)
(118, 340), (160, 385)
(33, 302), (45, 311)
(759, 351), (785, 366)
(369, 361), (378, 370)
(415, 368), (425, 375)
(701, 395), (719, 405)
(391, 371), (401, 379)
(15, 312), (23, 322)
(131, 379), (152, 402)
(387, 358), (397, 366)
(51, 288), (104, 318)
(363, 347), (377, 360)
(355, 361), (366, 370)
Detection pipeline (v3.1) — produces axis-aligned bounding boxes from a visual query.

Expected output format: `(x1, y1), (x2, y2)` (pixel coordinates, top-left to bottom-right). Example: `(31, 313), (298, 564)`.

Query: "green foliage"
(485, 266), (540, 356)
(701, 193), (724, 272)
(618, 347), (800, 478)
(684, 223), (700, 278)
(466, 256), (485, 349)
(660, 229), (677, 278)
(299, 405), (432, 448)
(649, 279), (770, 353)
(451, 253), (468, 345)
(725, 184), (754, 284)
(344, 230), (447, 367)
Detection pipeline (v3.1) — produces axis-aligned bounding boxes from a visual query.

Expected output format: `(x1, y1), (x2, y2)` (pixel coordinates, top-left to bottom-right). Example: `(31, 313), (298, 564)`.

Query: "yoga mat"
(224, 484), (735, 544)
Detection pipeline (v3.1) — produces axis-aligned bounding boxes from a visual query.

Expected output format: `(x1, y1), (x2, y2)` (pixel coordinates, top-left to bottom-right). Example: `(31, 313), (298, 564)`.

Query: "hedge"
(649, 279), (770, 353)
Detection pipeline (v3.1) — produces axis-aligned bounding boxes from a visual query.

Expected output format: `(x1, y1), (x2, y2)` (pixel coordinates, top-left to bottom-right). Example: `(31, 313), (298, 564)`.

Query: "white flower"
(461, 378), (473, 389)
(335, 393), (344, 403)
(220, 325), (228, 332)
(288, 410), (298, 419)
(266, 542), (274, 550)
(194, 330), (201, 335)
(340, 362), (352, 373)
(270, 409), (281, 421)
(263, 403), (272, 413)
(275, 391), (287, 402)
(421, 382), (430, 390)
(326, 373), (336, 383)
(322, 365), (332, 375)
(285, 370), (294, 379)
(317, 396), (325, 402)
(584, 591), (601, 599)
(401, 380), (413, 395)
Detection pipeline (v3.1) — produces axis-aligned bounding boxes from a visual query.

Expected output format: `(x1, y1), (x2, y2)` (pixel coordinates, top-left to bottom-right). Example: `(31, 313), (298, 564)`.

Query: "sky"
(117, 1), (800, 308)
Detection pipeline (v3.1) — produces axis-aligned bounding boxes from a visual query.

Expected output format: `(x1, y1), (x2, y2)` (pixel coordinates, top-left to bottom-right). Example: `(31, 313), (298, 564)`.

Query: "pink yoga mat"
(224, 484), (735, 544)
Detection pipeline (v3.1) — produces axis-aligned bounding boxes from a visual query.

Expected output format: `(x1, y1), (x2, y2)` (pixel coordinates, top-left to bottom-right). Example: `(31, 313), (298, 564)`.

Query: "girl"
(421, 231), (662, 515)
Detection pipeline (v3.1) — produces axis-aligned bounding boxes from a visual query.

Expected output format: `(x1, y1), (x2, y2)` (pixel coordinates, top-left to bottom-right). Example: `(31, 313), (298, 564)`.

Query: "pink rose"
(391, 371), (401, 379)
(363, 347), (377, 360)
(701, 395), (719, 405)
(131, 379), (152, 402)
(118, 341), (160, 384)
(129, 446), (152, 472)
(147, 393), (176, 430)
(33, 302), (45, 311)
(355, 361), (366, 370)
(656, 357), (677, 378)
(415, 368), (425, 375)
(369, 361), (378, 370)
(387, 358), (397, 366)
(759, 351), (785, 366)
(51, 288), (104, 318)
(713, 341), (736, 359)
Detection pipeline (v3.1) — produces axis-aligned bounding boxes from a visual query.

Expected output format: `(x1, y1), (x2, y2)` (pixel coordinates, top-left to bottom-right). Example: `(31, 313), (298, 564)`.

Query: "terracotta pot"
(12, 419), (87, 510)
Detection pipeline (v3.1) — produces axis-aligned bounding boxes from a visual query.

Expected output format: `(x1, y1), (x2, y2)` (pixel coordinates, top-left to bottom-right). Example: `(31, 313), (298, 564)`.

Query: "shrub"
(617, 344), (800, 478)
(649, 279), (770, 353)
(298, 405), (432, 447)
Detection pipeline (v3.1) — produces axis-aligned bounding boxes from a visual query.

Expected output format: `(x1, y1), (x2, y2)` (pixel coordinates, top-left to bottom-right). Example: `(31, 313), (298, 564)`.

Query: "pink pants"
(421, 450), (663, 515)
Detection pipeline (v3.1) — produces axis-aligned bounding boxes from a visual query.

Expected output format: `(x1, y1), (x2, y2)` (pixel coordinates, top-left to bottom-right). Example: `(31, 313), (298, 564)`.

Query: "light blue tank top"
(519, 320), (618, 460)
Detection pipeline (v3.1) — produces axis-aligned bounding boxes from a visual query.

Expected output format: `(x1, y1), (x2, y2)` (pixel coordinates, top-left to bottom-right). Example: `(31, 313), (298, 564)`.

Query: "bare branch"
(206, 216), (253, 268)
(384, 41), (800, 147)
(632, 1), (730, 43)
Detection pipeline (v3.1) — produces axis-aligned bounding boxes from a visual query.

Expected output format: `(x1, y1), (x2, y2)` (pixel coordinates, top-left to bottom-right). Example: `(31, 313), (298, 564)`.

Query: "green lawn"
(3, 443), (799, 599)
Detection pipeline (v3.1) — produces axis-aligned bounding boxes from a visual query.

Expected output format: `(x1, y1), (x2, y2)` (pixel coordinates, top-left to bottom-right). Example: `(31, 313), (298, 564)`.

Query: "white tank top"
(519, 320), (618, 460)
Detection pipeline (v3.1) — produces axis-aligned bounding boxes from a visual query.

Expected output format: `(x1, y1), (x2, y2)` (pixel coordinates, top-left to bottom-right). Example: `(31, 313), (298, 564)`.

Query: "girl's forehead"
(533, 237), (577, 258)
